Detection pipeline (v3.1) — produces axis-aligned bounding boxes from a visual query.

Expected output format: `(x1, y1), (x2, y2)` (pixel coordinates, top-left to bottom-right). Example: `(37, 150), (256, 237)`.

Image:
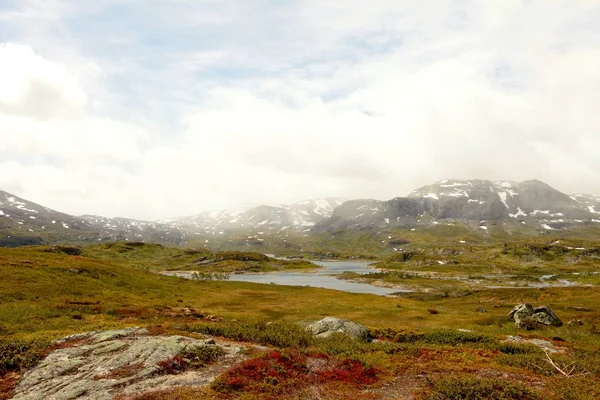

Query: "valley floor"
(1, 241), (600, 399)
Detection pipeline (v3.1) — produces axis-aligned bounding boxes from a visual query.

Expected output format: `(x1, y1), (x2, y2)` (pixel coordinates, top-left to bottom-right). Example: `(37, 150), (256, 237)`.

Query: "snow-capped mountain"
(0, 191), (345, 246)
(2, 181), (600, 247)
(0, 190), (187, 246)
(80, 215), (187, 244)
(163, 198), (346, 233)
(570, 193), (600, 215)
(313, 180), (600, 232)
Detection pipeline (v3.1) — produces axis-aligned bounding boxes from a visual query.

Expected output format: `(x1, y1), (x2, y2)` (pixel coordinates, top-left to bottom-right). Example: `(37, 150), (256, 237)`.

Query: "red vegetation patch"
(317, 358), (378, 385)
(47, 337), (94, 352)
(114, 386), (215, 400)
(212, 350), (378, 396)
(0, 372), (19, 400)
(93, 362), (145, 380)
(156, 355), (186, 375)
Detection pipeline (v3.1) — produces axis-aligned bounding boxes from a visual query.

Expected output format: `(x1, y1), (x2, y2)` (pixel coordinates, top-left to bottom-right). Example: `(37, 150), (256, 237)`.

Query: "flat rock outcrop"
(12, 327), (247, 400)
(503, 335), (566, 354)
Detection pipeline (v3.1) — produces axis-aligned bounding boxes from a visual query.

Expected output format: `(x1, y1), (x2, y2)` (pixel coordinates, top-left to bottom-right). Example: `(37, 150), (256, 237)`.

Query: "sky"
(1, 0), (600, 220)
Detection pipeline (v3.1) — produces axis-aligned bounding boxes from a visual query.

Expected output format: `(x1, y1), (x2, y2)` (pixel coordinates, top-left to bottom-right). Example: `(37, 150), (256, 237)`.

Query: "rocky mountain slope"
(313, 180), (600, 233)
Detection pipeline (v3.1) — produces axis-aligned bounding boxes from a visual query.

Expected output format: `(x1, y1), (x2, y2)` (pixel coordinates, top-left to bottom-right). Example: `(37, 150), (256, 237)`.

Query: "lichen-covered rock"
(305, 317), (369, 341)
(504, 335), (566, 353)
(532, 306), (562, 326)
(508, 303), (562, 328)
(12, 328), (246, 400)
(508, 303), (534, 323)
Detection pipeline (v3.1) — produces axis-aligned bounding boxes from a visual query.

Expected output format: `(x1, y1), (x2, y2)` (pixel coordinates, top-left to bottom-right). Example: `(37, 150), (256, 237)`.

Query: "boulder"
(508, 303), (562, 328)
(533, 306), (562, 327)
(508, 303), (534, 322)
(305, 317), (369, 341)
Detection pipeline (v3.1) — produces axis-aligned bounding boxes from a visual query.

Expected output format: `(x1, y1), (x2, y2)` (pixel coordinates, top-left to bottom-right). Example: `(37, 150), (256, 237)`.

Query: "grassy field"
(334, 239), (600, 294)
(1, 241), (600, 399)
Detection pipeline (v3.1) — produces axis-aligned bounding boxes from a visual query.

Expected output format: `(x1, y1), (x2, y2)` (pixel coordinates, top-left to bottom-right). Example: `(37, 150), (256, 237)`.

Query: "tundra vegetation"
(0, 240), (599, 399)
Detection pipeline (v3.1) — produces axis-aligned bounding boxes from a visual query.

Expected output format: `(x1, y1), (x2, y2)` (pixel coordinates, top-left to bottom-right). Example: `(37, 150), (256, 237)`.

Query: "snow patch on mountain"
(509, 207), (527, 219)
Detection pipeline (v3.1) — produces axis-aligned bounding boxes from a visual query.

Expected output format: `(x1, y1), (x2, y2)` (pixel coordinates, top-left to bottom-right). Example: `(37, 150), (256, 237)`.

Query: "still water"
(166, 260), (401, 296)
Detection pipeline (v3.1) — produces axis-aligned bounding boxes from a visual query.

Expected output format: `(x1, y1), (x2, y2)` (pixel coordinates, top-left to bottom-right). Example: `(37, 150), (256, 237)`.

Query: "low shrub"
(421, 375), (539, 399)
(496, 352), (555, 376)
(315, 333), (407, 360)
(211, 350), (378, 395)
(0, 338), (49, 375)
(495, 343), (537, 355)
(498, 349), (599, 378)
(370, 328), (492, 346)
(185, 320), (313, 348)
(421, 330), (492, 346)
(547, 376), (600, 400)
(181, 345), (225, 368)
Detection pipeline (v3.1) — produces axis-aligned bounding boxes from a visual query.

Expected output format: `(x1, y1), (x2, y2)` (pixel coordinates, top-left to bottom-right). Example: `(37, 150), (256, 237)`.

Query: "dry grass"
(93, 363), (144, 380)
(115, 386), (216, 400)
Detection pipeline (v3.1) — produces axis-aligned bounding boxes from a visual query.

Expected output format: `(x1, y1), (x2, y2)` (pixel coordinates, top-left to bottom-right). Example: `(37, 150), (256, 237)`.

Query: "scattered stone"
(305, 317), (369, 341)
(457, 329), (475, 333)
(508, 303), (562, 328)
(163, 308), (204, 319)
(66, 269), (83, 275)
(567, 306), (592, 312)
(205, 315), (223, 322)
(504, 335), (566, 354)
(12, 328), (246, 400)
(568, 319), (584, 326)
(475, 306), (487, 313)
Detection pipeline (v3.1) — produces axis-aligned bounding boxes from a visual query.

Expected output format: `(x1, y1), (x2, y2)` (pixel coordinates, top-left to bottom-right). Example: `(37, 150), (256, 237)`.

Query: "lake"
(165, 260), (402, 296)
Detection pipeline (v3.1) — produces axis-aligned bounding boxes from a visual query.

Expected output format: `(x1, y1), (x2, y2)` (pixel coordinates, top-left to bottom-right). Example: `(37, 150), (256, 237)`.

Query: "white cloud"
(0, 1), (600, 219)
(0, 43), (87, 118)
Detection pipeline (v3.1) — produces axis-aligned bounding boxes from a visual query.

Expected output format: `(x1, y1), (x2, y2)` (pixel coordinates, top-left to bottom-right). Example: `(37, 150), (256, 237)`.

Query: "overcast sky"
(1, 0), (600, 220)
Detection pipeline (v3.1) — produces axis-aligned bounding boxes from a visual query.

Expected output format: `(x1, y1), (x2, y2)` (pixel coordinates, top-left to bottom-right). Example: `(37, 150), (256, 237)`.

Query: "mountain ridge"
(312, 179), (600, 233)
(2, 180), (600, 247)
